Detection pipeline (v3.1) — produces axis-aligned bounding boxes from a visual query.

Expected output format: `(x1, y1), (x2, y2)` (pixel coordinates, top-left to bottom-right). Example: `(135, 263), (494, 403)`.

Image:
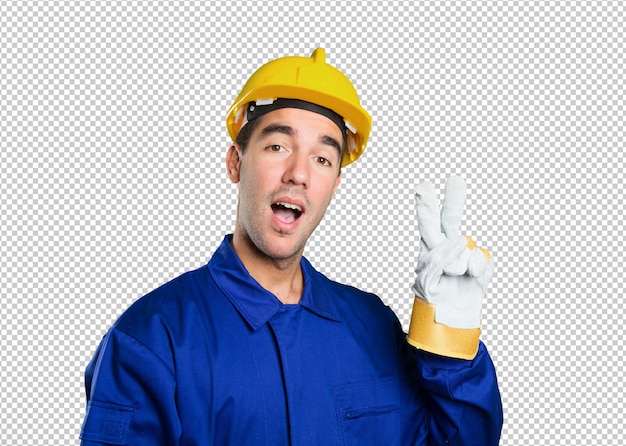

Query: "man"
(80, 48), (503, 445)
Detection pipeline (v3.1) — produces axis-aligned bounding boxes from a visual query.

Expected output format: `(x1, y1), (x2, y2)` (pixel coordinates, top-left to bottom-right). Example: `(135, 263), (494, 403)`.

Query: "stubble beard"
(239, 196), (330, 269)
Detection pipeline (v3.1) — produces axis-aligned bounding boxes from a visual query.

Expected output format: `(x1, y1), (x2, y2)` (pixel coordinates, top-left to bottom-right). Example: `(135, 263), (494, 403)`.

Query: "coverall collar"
(209, 235), (342, 330)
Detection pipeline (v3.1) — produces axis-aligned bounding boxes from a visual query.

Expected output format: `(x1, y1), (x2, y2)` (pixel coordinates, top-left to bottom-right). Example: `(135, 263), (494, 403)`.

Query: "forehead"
(252, 107), (344, 142)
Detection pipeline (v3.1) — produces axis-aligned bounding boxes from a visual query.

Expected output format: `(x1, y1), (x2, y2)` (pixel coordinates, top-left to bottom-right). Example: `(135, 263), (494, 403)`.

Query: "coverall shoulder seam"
(110, 326), (176, 379)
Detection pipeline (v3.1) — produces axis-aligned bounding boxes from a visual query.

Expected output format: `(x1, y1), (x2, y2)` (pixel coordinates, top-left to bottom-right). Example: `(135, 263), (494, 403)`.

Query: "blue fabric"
(81, 235), (502, 445)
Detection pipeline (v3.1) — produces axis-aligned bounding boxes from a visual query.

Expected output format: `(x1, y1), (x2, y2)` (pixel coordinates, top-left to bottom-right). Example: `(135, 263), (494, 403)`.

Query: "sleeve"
(413, 341), (503, 446)
(80, 329), (181, 445)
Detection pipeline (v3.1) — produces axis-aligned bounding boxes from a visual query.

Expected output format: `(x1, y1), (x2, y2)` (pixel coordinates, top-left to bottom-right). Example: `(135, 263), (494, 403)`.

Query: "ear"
(226, 144), (242, 183)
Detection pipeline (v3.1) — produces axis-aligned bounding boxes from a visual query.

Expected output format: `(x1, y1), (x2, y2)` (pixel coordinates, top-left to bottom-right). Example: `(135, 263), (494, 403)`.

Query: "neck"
(230, 233), (304, 304)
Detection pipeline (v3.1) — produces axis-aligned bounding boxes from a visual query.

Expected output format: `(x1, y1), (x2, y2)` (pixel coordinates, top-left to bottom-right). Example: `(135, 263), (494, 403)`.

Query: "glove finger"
(415, 181), (446, 250)
(414, 236), (467, 294)
(468, 248), (495, 290)
(430, 235), (468, 274)
(476, 259), (494, 289)
(440, 176), (466, 238)
(467, 248), (489, 278)
(442, 246), (471, 276)
(417, 238), (430, 256)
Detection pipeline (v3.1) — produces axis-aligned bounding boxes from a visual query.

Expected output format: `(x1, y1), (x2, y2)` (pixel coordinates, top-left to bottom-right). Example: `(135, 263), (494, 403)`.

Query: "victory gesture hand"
(408, 176), (494, 359)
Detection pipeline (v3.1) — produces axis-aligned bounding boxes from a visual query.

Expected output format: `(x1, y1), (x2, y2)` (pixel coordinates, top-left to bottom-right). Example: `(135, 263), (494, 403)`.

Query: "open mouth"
(271, 202), (303, 224)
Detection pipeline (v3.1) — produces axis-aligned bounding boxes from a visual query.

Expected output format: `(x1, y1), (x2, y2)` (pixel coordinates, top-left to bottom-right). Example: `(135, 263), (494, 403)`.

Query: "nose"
(281, 151), (310, 188)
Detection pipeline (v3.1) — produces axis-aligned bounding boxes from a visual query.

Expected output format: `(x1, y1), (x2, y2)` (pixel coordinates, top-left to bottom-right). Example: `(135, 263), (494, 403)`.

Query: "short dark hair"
(235, 117), (262, 152)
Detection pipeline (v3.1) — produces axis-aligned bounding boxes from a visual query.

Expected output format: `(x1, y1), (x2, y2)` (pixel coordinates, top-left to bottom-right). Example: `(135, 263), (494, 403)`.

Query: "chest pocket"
(333, 378), (401, 446)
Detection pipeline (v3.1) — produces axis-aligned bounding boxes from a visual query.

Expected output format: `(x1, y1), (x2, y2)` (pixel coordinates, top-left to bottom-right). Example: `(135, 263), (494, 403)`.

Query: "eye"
(266, 144), (286, 152)
(315, 156), (332, 167)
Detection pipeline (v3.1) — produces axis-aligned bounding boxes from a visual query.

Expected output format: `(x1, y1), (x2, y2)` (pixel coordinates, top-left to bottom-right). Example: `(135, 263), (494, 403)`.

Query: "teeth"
(276, 202), (302, 212)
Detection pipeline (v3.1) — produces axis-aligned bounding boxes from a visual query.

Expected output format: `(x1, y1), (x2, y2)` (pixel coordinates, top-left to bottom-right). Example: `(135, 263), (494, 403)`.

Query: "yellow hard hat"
(226, 48), (372, 167)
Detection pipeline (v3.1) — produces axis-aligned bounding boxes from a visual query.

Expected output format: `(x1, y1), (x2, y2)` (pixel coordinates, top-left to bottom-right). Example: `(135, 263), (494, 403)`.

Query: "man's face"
(228, 107), (342, 265)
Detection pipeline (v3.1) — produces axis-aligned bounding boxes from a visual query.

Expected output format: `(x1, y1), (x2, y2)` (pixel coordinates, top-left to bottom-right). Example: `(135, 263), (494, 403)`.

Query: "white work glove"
(410, 176), (493, 330)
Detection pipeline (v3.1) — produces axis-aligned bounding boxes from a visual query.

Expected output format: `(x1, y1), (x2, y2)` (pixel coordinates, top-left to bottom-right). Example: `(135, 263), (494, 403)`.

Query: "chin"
(263, 234), (307, 261)
(265, 242), (302, 261)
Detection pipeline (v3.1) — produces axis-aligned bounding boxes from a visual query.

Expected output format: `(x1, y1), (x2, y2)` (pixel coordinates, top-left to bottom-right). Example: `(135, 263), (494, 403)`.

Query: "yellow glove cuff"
(407, 297), (481, 360)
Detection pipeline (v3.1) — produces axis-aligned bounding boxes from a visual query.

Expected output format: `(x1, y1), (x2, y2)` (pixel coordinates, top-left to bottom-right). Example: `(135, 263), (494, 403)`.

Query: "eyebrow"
(260, 124), (294, 138)
(319, 135), (343, 157)
(260, 124), (343, 157)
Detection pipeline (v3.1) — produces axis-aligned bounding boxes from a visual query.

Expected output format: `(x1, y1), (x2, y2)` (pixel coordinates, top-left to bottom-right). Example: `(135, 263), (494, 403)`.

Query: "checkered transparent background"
(1, 1), (624, 444)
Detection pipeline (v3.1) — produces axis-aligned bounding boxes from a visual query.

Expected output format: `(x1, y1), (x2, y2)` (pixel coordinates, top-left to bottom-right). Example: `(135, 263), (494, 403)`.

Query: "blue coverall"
(81, 235), (503, 445)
